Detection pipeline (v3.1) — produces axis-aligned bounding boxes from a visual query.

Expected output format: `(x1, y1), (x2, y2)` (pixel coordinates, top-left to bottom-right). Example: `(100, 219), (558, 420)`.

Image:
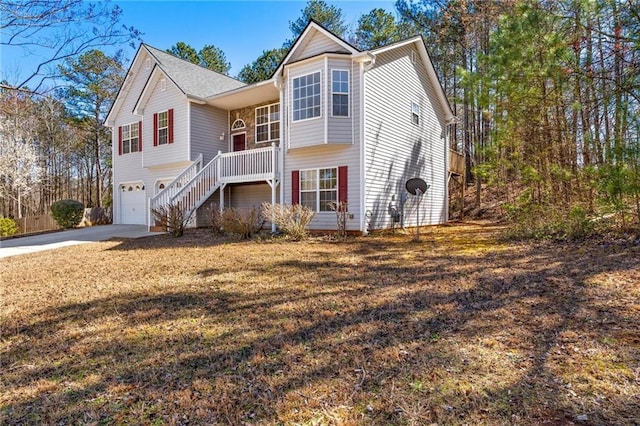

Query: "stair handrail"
(168, 151), (222, 217)
(149, 153), (203, 208)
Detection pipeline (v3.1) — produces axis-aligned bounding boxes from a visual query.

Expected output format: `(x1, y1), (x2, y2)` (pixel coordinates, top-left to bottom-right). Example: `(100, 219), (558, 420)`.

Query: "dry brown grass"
(1, 223), (639, 425)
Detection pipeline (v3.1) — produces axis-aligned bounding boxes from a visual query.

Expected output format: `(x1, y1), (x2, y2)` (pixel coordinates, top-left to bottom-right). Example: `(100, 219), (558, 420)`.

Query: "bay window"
(331, 70), (349, 117)
(292, 71), (321, 122)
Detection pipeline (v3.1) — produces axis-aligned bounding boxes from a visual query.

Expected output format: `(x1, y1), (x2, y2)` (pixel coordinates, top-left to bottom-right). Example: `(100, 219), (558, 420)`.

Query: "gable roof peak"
(141, 43), (245, 99)
(273, 19), (360, 78)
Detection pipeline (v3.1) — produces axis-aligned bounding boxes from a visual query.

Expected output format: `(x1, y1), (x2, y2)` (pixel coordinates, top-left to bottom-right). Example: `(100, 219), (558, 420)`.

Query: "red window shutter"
(118, 126), (123, 155)
(338, 166), (348, 204)
(168, 108), (174, 143)
(138, 121), (143, 152)
(291, 170), (300, 205)
(153, 113), (158, 146)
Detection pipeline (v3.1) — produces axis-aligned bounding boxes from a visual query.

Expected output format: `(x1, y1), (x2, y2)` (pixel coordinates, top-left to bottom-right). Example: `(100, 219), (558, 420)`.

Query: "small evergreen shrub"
(504, 192), (595, 240)
(50, 199), (84, 229)
(0, 217), (18, 237)
(262, 203), (315, 240)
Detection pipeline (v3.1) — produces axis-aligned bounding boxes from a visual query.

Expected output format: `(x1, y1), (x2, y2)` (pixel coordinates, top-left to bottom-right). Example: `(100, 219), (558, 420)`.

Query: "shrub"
(262, 203), (315, 240)
(216, 207), (264, 239)
(211, 206), (224, 235)
(151, 202), (193, 237)
(503, 192), (595, 240)
(0, 216), (18, 237)
(565, 206), (595, 239)
(50, 199), (84, 229)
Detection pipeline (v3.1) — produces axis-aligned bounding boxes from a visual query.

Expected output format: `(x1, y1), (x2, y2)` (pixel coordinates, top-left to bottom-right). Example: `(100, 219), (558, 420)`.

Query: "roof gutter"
(186, 95), (207, 105)
(354, 51), (376, 71)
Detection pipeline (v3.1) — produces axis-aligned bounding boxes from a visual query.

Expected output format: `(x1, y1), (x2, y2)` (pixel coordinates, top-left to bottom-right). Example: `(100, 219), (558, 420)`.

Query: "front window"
(292, 71), (321, 122)
(332, 70), (349, 117)
(255, 103), (280, 143)
(300, 168), (337, 212)
(122, 123), (139, 154)
(157, 110), (168, 145)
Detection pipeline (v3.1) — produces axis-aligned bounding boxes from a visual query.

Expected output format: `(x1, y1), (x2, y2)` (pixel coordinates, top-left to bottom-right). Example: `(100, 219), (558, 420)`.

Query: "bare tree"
(0, 89), (42, 218)
(0, 0), (139, 92)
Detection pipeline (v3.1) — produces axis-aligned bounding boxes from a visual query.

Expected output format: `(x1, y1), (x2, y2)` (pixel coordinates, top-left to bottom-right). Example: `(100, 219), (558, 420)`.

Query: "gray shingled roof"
(144, 44), (246, 98)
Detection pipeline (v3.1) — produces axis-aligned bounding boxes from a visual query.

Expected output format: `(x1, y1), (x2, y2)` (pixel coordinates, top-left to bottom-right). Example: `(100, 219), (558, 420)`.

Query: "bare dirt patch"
(1, 223), (639, 425)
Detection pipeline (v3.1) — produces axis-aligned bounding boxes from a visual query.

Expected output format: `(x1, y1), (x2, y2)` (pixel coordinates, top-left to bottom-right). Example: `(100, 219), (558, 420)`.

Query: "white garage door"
(119, 183), (147, 224)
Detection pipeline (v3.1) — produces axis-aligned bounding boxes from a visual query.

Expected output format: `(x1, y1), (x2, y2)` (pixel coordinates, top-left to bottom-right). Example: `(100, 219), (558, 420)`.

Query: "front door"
(232, 133), (246, 152)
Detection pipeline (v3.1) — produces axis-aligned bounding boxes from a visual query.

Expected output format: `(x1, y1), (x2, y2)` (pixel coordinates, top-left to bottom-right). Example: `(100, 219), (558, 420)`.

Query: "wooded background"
(1, 0), (638, 235)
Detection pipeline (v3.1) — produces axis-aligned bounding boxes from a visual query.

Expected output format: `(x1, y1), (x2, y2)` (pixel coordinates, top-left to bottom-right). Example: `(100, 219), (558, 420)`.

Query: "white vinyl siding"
(112, 50), (154, 224)
(327, 59), (354, 144)
(287, 58), (355, 148)
(114, 161), (189, 225)
(190, 103), (228, 164)
(282, 57), (361, 230)
(364, 46), (448, 231)
(288, 29), (350, 62)
(283, 145), (361, 231)
(142, 75), (188, 169)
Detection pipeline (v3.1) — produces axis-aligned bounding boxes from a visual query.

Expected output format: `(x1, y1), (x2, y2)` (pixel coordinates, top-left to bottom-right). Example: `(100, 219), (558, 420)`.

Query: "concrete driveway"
(0, 225), (158, 259)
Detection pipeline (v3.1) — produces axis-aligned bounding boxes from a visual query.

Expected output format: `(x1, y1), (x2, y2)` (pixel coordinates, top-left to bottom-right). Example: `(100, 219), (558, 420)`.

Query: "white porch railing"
(169, 151), (222, 219)
(149, 145), (280, 227)
(219, 145), (279, 184)
(149, 153), (202, 222)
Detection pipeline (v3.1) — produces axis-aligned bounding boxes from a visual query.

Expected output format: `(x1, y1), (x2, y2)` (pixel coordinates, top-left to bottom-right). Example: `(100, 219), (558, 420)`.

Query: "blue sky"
(1, 0), (397, 88)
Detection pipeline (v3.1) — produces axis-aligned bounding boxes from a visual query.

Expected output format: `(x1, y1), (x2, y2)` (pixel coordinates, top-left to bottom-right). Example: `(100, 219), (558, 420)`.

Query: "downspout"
(275, 75), (285, 227)
(363, 52), (376, 71)
(324, 57), (328, 144)
(359, 51), (376, 235)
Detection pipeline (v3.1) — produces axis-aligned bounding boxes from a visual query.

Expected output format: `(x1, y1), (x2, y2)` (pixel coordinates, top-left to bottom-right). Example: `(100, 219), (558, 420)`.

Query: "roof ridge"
(142, 43), (244, 84)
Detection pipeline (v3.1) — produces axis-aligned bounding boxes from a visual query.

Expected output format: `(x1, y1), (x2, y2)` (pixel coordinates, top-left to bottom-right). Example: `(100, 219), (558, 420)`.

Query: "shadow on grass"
(2, 234), (639, 425)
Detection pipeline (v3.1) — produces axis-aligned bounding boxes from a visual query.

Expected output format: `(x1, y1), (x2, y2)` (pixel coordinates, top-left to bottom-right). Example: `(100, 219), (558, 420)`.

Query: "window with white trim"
(331, 70), (349, 117)
(300, 168), (337, 212)
(255, 103), (280, 143)
(122, 123), (139, 154)
(292, 71), (321, 121)
(231, 119), (246, 131)
(157, 110), (168, 145)
(411, 102), (420, 126)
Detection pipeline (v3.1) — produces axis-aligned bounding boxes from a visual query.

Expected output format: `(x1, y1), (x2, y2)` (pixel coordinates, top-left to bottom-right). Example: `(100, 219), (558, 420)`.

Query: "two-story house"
(105, 20), (456, 234)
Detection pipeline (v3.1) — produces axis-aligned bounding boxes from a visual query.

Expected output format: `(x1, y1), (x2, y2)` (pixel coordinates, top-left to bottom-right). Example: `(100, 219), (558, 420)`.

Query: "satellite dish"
(405, 177), (430, 242)
(406, 178), (429, 196)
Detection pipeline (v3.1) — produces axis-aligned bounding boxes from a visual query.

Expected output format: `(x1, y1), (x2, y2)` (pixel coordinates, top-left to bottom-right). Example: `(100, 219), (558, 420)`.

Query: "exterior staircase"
(149, 144), (280, 229)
